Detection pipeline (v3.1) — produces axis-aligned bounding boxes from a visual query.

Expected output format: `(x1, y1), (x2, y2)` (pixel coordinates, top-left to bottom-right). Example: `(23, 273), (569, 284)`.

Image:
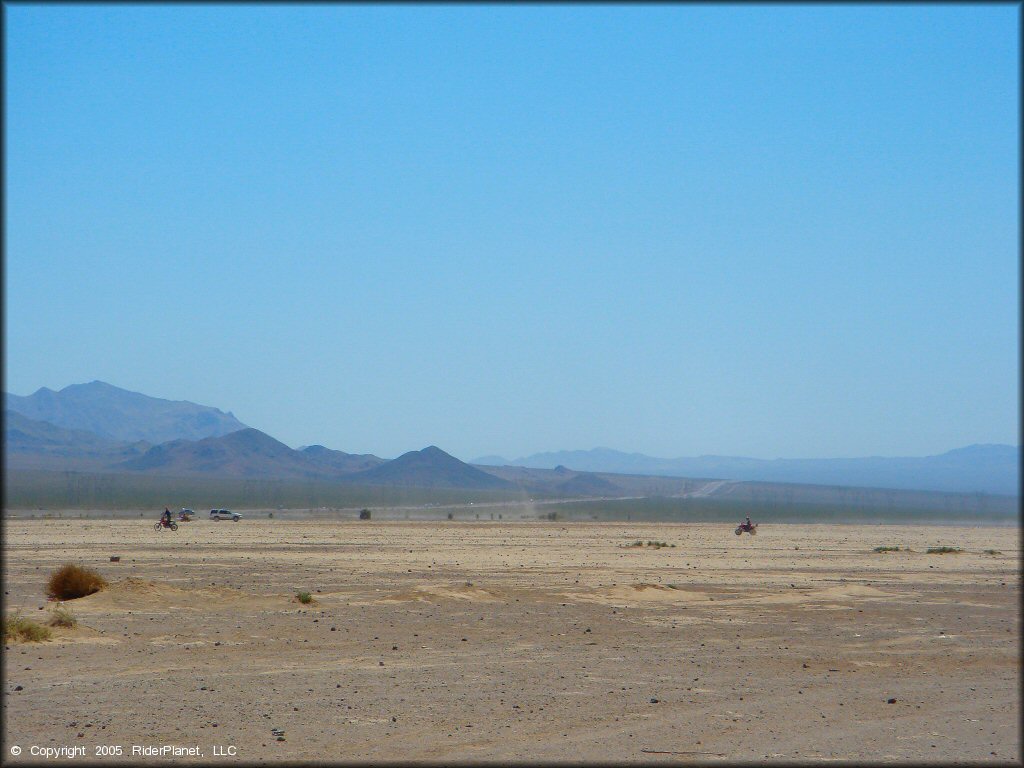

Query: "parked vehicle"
(209, 509), (242, 522)
(178, 508), (194, 522)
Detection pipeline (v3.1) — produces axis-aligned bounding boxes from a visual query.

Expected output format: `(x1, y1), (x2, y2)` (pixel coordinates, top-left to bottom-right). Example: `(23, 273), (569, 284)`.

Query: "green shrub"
(47, 563), (107, 600)
(926, 546), (961, 554)
(296, 591), (313, 604)
(873, 546), (900, 553)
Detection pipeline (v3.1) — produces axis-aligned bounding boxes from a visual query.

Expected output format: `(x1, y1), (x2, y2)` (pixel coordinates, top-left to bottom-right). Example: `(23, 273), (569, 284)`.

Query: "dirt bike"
(734, 522), (757, 536)
(154, 519), (179, 531)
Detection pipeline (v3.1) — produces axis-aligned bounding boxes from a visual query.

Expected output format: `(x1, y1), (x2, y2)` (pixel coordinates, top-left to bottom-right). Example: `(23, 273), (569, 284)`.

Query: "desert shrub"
(873, 546), (900, 553)
(48, 603), (78, 628)
(46, 563), (107, 600)
(3, 612), (52, 642)
(984, 549), (1002, 555)
(926, 546), (962, 554)
(296, 591), (313, 604)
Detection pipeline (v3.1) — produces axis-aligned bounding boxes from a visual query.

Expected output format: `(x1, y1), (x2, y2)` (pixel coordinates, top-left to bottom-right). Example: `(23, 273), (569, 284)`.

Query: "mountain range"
(3, 381), (1019, 496)
(6, 381), (246, 444)
(473, 445), (1021, 496)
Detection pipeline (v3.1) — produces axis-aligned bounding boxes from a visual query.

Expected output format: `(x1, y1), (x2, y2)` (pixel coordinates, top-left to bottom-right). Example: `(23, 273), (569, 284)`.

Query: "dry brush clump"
(46, 563), (107, 600)
(47, 603), (78, 628)
(620, 540), (676, 549)
(3, 612), (52, 642)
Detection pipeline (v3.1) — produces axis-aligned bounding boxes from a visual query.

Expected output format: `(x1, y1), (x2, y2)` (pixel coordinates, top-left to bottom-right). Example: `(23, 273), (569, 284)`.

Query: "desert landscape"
(2, 517), (1019, 763)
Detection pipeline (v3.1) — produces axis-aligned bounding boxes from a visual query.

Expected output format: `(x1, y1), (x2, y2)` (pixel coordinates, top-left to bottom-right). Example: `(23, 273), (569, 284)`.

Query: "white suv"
(209, 509), (242, 522)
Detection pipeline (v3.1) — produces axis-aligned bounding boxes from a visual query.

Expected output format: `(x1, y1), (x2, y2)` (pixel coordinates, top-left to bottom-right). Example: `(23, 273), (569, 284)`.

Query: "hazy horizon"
(4, 378), (1019, 466)
(5, 5), (1019, 461)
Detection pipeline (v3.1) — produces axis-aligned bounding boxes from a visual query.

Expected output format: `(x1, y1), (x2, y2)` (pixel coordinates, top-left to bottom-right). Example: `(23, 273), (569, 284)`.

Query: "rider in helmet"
(161, 507), (171, 525)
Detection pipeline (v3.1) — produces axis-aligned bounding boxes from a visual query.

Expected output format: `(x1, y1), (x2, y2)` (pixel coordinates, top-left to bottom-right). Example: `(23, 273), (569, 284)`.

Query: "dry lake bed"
(2, 519), (1019, 763)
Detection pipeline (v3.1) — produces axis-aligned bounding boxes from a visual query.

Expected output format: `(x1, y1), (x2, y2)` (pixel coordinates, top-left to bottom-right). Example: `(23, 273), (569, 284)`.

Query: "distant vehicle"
(210, 509), (242, 522)
(178, 508), (194, 522)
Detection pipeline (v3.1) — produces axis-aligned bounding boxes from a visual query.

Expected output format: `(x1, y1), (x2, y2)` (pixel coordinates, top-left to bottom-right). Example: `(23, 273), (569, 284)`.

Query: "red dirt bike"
(734, 521), (757, 536)
(154, 519), (179, 532)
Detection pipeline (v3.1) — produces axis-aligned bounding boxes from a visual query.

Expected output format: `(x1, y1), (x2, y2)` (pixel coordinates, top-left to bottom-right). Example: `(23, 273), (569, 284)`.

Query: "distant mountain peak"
(5, 381), (249, 444)
(349, 445), (514, 490)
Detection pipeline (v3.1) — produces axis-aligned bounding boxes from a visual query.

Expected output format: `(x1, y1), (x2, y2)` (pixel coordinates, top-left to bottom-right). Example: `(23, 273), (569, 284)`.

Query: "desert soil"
(2, 519), (1019, 763)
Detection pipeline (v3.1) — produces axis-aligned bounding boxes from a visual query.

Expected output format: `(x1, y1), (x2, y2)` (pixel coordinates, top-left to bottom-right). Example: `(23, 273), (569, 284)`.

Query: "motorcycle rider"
(743, 516), (753, 531)
(161, 507), (172, 526)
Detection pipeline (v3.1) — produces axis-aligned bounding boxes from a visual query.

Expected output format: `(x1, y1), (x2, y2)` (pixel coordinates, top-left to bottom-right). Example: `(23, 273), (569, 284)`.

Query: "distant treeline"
(544, 496), (1019, 525)
(1, 470), (532, 510)
(3, 469), (1018, 525)
(714, 480), (1019, 513)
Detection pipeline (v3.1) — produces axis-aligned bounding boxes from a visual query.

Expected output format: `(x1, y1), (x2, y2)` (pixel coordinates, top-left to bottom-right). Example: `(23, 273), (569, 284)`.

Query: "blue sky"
(4, 4), (1019, 460)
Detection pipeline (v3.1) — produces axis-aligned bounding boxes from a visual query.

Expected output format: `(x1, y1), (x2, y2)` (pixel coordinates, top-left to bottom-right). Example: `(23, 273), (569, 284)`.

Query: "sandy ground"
(2, 519), (1019, 764)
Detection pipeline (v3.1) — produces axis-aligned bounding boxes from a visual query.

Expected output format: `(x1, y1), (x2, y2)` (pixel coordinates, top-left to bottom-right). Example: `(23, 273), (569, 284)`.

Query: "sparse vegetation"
(5, 470), (532, 512)
(873, 546), (901, 553)
(46, 563), (107, 600)
(47, 603), (78, 628)
(358, 509), (372, 520)
(3, 612), (52, 642)
(984, 549), (1002, 555)
(296, 591), (313, 604)
(620, 540), (675, 549)
(926, 546), (962, 554)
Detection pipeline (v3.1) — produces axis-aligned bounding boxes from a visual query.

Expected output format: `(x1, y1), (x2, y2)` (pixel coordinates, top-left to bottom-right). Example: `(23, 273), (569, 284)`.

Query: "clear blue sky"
(4, 4), (1019, 461)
